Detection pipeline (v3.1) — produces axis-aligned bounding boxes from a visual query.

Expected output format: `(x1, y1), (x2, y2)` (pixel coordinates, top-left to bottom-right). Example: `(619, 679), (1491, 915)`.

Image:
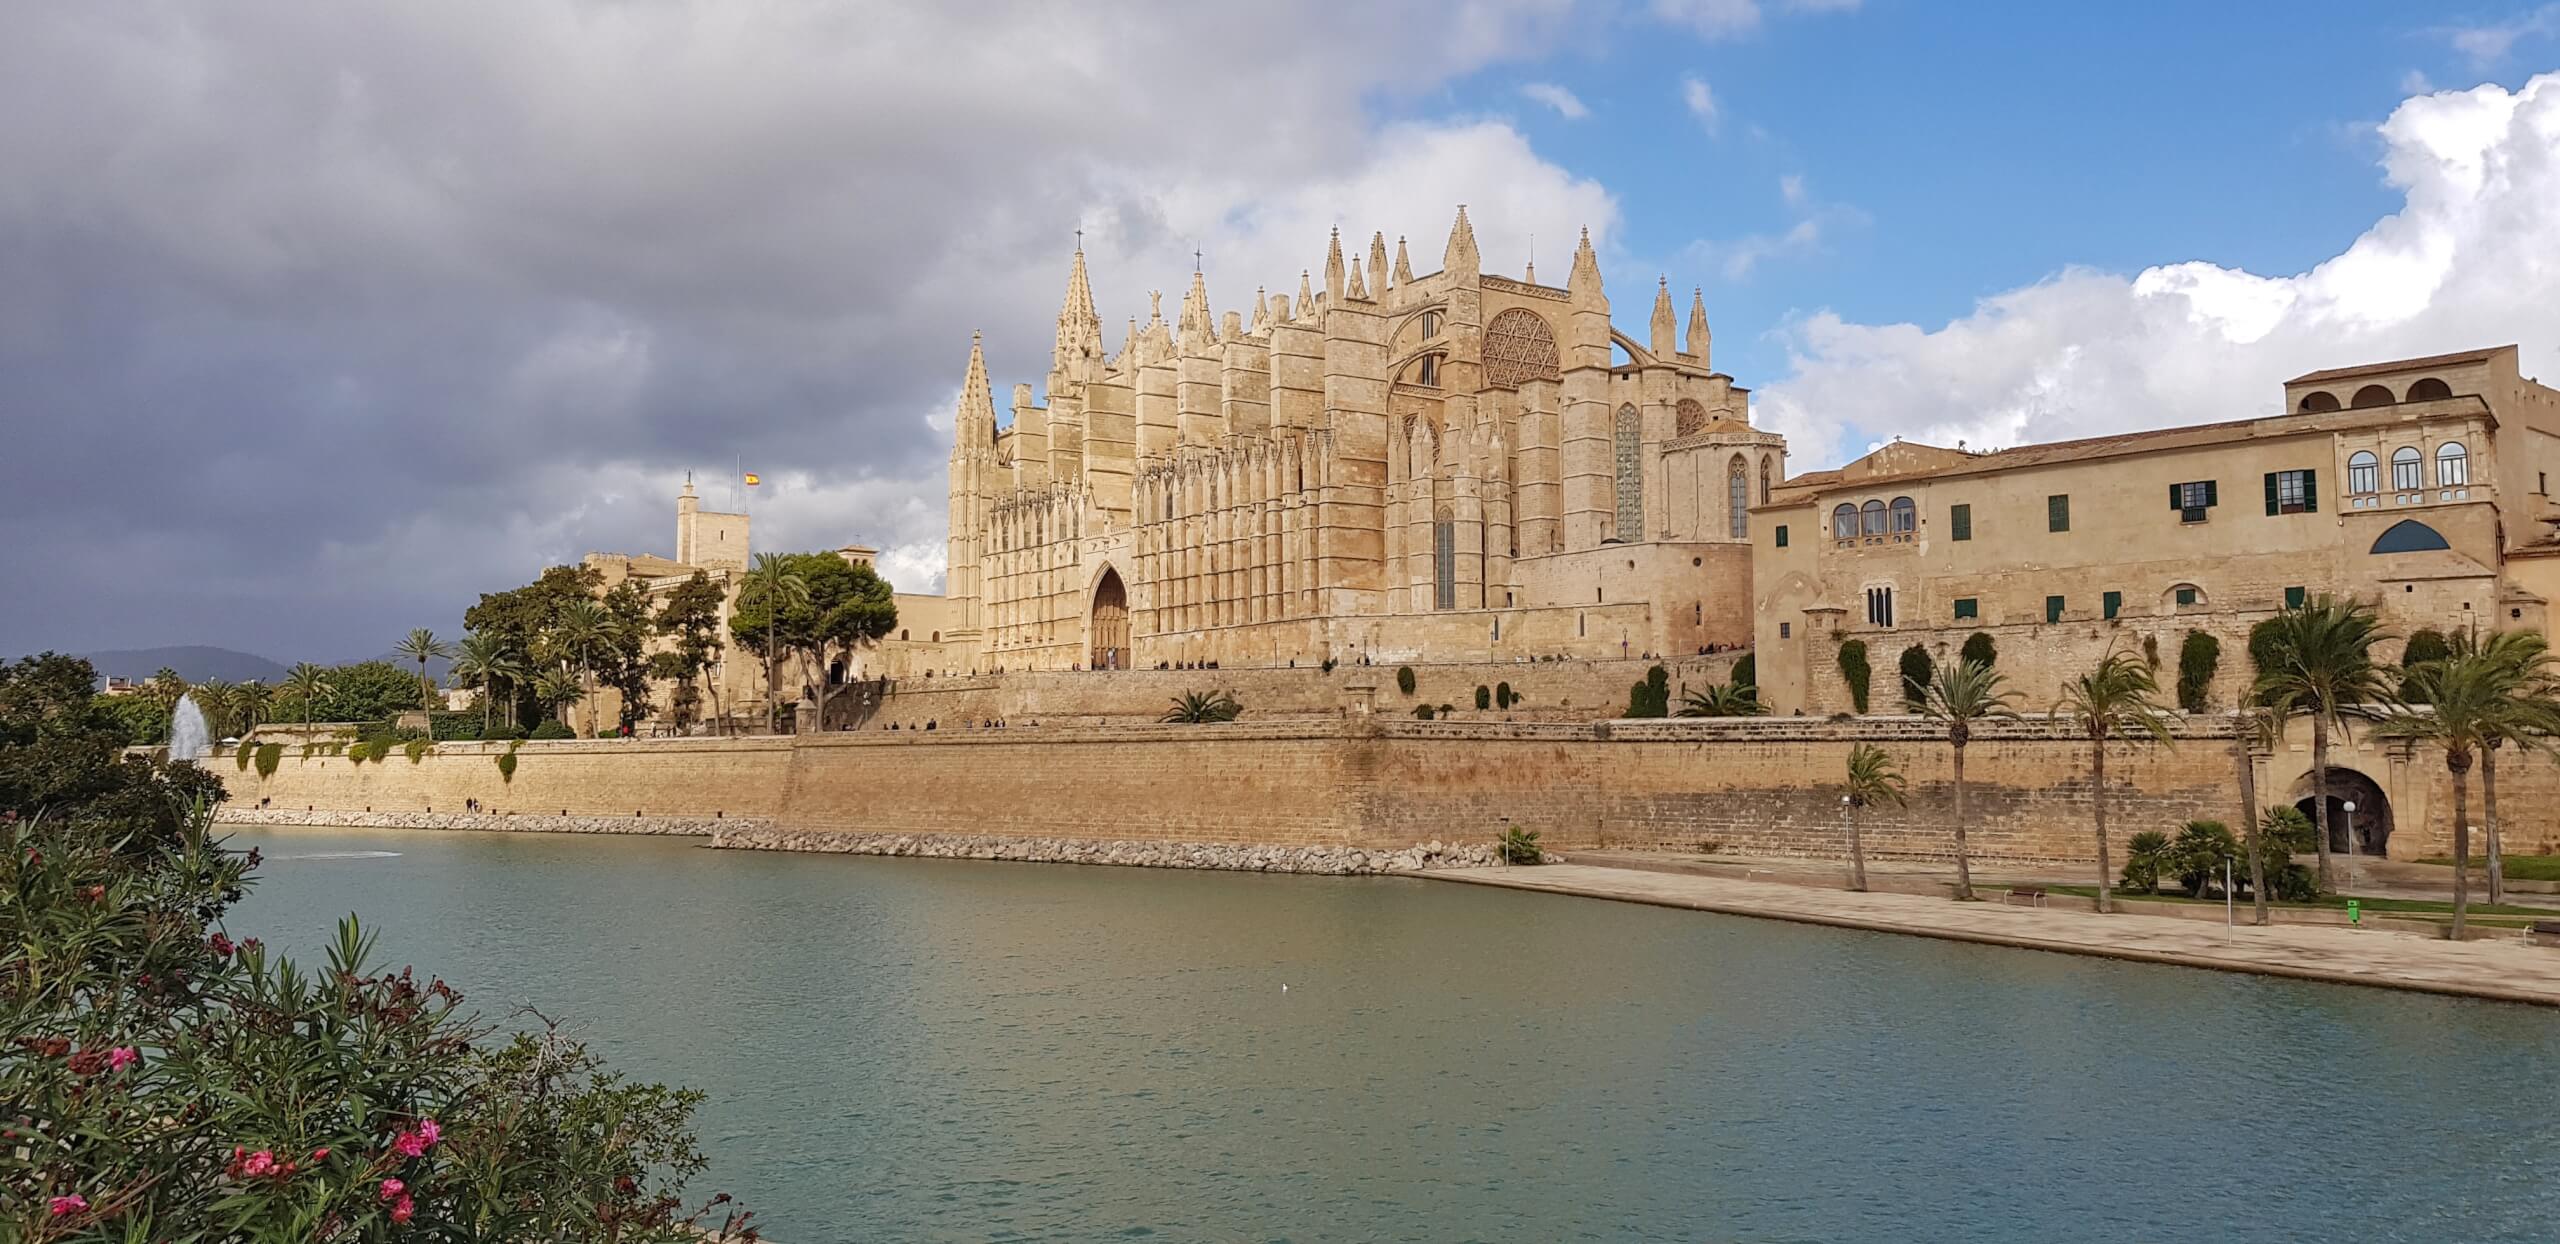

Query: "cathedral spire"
(1687, 287), (1711, 365)
(1348, 254), (1369, 301)
(1568, 226), (1602, 299)
(1442, 204), (1479, 276)
(1178, 266), (1213, 352)
(956, 330), (996, 449)
(1251, 286), (1271, 335)
(1053, 243), (1101, 372)
(1650, 276), (1677, 358)
(1393, 235), (1413, 286)
(1297, 268), (1314, 315)
(1324, 227), (1346, 305)
(1369, 231), (1391, 293)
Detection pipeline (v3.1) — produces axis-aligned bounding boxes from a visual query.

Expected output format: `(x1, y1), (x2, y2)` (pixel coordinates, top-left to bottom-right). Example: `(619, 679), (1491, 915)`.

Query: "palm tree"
(1678, 683), (1768, 717)
(228, 680), (273, 740)
(739, 553), (810, 734)
(1841, 743), (1908, 892)
(283, 663), (333, 725)
(1162, 690), (1242, 723)
(141, 667), (189, 714)
(1916, 658), (2021, 901)
(532, 667), (584, 728)
(2252, 595), (2392, 892)
(449, 632), (525, 736)
(2229, 705), (2280, 925)
(546, 601), (619, 739)
(2384, 628), (2559, 932)
(395, 628), (454, 712)
(2054, 648), (2177, 913)
(2464, 629), (2559, 905)
(192, 677), (233, 736)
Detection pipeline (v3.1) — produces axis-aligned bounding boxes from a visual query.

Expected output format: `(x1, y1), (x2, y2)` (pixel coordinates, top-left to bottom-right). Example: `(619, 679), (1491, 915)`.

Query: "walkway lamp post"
(1840, 794), (1854, 884)
(2342, 799), (2358, 859)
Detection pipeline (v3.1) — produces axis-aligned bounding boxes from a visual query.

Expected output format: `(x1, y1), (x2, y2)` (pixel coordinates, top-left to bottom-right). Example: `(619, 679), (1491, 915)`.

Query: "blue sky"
(5, 1), (2558, 659)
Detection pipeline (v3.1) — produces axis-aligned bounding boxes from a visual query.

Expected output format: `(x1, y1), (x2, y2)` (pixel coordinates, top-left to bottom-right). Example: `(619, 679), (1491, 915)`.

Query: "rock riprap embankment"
(213, 809), (763, 836)
(708, 826), (1510, 873)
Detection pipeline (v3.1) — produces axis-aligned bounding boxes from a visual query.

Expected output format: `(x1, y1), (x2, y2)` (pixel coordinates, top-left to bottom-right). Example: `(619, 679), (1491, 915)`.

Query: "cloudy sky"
(7, 1), (2559, 662)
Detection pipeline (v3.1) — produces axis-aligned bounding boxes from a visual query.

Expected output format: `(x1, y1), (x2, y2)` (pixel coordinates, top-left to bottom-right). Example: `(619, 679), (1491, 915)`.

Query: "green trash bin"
(2347, 898), (2361, 926)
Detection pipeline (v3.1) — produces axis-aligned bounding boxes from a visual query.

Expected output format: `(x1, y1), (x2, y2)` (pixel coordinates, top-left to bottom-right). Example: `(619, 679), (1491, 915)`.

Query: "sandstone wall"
(218, 737), (791, 821)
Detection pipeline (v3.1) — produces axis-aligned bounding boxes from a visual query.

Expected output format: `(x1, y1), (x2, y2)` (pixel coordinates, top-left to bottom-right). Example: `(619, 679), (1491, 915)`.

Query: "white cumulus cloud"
(1521, 81), (1590, 118)
(1682, 76), (1721, 134)
(1756, 74), (2560, 470)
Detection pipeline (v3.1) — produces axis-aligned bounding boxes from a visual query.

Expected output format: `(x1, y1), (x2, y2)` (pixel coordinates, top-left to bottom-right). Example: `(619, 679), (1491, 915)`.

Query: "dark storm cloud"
(0, 1), (1582, 661)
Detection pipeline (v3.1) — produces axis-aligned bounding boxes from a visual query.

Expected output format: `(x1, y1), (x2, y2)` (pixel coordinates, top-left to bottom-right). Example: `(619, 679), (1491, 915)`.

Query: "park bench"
(2527, 920), (2560, 948)
(2003, 887), (2047, 909)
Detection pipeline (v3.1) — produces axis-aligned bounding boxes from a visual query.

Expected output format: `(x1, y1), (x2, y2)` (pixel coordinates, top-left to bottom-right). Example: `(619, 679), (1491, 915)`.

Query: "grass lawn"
(2416, 854), (2560, 881)
(2041, 884), (2551, 926)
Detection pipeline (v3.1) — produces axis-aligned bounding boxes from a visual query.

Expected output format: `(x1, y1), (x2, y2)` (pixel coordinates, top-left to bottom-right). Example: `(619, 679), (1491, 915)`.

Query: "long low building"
(1751, 344), (2560, 717)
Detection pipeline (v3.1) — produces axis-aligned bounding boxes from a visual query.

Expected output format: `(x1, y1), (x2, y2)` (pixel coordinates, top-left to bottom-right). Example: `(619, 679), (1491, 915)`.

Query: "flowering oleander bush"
(0, 653), (755, 1242)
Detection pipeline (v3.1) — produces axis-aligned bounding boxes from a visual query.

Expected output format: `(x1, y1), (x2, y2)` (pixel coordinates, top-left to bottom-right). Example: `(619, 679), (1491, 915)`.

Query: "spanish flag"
(742, 473), (761, 486)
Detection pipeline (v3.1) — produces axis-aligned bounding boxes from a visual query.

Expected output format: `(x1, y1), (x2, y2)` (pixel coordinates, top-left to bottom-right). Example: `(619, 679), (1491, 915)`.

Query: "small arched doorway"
(2293, 767), (2392, 856)
(1090, 568), (1129, 671)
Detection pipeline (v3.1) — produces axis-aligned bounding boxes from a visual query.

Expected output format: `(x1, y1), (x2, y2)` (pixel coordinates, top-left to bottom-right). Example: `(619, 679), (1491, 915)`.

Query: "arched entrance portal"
(1090, 568), (1129, 671)
(2292, 768), (2392, 856)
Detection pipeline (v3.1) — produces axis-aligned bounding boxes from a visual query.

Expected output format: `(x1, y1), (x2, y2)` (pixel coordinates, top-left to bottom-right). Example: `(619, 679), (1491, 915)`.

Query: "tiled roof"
(2287, 346), (2512, 386)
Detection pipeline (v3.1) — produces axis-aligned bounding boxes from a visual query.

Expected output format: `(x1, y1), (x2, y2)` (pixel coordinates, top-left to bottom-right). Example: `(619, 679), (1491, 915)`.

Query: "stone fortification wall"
(212, 714), (2285, 867)
(843, 652), (1744, 729)
(707, 828), (1503, 874)
(214, 808), (765, 836)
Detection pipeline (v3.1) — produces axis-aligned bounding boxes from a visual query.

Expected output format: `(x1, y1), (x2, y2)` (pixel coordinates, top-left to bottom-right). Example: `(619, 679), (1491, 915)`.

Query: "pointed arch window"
(1613, 405), (1643, 539)
(1758, 456), (1772, 505)
(1416, 354), (1441, 387)
(1727, 455), (1749, 538)
(1432, 507), (1457, 610)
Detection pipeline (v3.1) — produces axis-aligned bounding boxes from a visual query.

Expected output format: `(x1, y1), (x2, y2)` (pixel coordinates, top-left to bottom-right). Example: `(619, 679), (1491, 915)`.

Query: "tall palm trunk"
(1950, 729), (1975, 901)
(2234, 712), (2268, 925)
(814, 643), (836, 733)
(2448, 753), (2473, 939)
(481, 676), (494, 734)
(2481, 745), (2505, 905)
(2091, 732), (2114, 914)
(1847, 804), (1868, 892)
(765, 618), (780, 735)
(2309, 714), (2335, 891)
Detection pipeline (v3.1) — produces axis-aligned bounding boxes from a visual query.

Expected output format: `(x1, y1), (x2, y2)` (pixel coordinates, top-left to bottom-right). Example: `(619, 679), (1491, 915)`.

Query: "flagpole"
(735, 453), (743, 513)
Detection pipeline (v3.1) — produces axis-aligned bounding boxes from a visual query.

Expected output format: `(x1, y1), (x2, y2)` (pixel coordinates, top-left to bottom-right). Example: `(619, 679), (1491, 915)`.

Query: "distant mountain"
(76, 645), (292, 685)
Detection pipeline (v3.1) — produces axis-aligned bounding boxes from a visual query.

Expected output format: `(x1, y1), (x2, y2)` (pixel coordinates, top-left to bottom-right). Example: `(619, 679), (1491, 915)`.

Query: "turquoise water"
(226, 826), (2559, 1243)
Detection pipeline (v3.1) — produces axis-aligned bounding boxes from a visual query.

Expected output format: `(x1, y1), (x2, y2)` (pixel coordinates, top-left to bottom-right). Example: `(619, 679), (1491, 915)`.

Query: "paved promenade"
(1426, 864), (2560, 1008)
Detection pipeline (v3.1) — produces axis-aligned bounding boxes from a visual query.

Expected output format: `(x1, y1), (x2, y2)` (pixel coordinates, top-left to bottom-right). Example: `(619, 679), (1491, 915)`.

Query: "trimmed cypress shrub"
(1730, 653), (1756, 690)
(1396, 665), (1417, 696)
(1960, 631), (1996, 671)
(2176, 630), (2220, 712)
(1475, 685), (1492, 711)
(1838, 640), (1871, 714)
(1898, 644), (1934, 710)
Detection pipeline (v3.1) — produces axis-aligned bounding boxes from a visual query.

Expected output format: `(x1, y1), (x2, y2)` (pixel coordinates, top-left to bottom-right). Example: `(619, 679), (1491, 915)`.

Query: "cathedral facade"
(939, 209), (1783, 673)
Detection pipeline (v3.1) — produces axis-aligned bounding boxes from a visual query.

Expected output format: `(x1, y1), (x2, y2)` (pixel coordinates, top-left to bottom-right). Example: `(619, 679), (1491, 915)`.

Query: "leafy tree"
(92, 693), (169, 748)
(532, 668), (583, 729)
(2380, 628), (2560, 935)
(1959, 631), (1996, 672)
(2054, 647), (2177, 913)
(286, 661), (425, 725)
(1162, 690), (1242, 723)
(2176, 630), (2220, 713)
(654, 572), (730, 734)
(282, 663), (333, 725)
(2398, 628), (2451, 702)
(2251, 595), (2392, 892)
(597, 581), (659, 734)
(1841, 743), (1907, 892)
(1837, 640), (1870, 713)
(731, 553), (810, 733)
(464, 564), (606, 730)
(806, 557), (898, 731)
(1677, 683), (1765, 717)
(1898, 644), (1933, 711)
(1729, 653), (1756, 691)
(1, 654), (223, 838)
(1916, 659), (2020, 901)
(396, 628), (454, 710)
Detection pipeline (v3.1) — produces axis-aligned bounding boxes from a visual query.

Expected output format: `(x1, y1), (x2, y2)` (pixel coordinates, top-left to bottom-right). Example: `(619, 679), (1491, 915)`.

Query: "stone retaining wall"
(707, 826), (1505, 874)
(213, 808), (769, 836)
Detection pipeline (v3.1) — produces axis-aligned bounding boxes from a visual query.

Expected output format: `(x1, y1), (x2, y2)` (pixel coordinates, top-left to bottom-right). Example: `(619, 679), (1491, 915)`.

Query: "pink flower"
(379, 1177), (405, 1201)
(392, 1130), (426, 1158)
(390, 1194), (415, 1224)
(416, 1118), (440, 1147)
(47, 1194), (88, 1215)
(241, 1149), (275, 1177)
(311, 1147), (331, 1162)
(106, 1046), (137, 1071)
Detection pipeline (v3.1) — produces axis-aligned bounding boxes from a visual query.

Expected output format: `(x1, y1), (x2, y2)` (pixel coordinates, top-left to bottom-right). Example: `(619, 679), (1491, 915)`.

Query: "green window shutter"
(2264, 472), (2280, 516)
(2204, 480), (2218, 507)
(2170, 484), (2182, 510)
(1775, 525), (1789, 548)
(2048, 494), (2069, 532)
(2046, 595), (2065, 623)
(2286, 586), (2306, 609)
(2103, 590), (2122, 619)
(2176, 587), (2197, 607)
(2302, 470), (2317, 511)
(1950, 504), (1971, 541)
(1954, 597), (1978, 620)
